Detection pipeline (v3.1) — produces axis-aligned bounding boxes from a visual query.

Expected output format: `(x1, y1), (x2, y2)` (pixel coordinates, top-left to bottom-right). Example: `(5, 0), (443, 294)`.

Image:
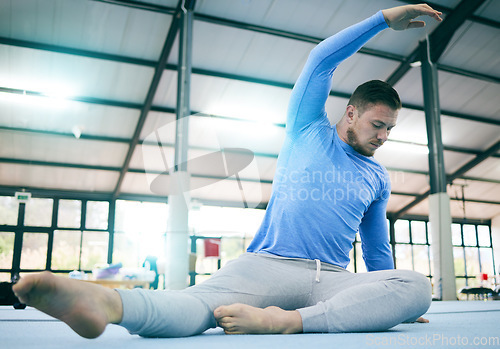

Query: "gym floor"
(1, 301), (499, 349)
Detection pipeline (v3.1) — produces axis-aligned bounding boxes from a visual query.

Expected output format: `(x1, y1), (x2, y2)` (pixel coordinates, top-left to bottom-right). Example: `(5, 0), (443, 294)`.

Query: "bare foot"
(12, 271), (123, 339)
(214, 303), (302, 335)
(416, 316), (429, 323)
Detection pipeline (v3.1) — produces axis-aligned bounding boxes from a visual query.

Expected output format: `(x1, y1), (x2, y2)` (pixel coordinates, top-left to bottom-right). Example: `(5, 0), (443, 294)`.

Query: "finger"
(416, 4), (443, 21)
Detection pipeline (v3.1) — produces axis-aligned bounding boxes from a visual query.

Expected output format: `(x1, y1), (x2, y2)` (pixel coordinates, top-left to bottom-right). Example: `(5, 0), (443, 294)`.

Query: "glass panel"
(80, 231), (108, 270)
(394, 220), (410, 243)
(221, 236), (246, 263)
(451, 223), (462, 246)
(427, 222), (432, 244)
(141, 202), (168, 233)
(462, 224), (477, 246)
(115, 200), (142, 232)
(0, 272), (11, 282)
(86, 201), (109, 230)
(0, 232), (15, 269)
(395, 244), (412, 270)
(112, 232), (140, 268)
(411, 221), (427, 244)
(114, 200), (168, 267)
(25, 198), (53, 227)
(355, 243), (366, 273)
(116, 200), (167, 234)
(0, 196), (19, 225)
(20, 233), (48, 269)
(453, 247), (465, 276)
(413, 245), (430, 276)
(477, 225), (491, 247)
(478, 248), (494, 277)
(52, 230), (82, 270)
(464, 247), (480, 280)
(58, 200), (81, 228)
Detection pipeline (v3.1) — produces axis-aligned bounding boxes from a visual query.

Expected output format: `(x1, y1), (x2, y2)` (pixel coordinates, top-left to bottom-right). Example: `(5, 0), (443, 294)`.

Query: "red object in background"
(204, 238), (221, 258)
(480, 273), (489, 281)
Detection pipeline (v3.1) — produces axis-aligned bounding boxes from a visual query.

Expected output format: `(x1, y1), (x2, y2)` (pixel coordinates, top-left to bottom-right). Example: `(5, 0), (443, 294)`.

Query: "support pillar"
(165, 1), (194, 290)
(491, 215), (500, 283)
(420, 39), (456, 300)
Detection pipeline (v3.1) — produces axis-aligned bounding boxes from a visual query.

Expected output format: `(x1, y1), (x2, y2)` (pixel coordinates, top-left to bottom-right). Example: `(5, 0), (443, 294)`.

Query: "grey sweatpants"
(116, 253), (432, 337)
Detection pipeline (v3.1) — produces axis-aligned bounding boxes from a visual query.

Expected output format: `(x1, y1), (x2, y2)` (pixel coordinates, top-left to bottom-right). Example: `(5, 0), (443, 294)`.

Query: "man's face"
(346, 103), (398, 157)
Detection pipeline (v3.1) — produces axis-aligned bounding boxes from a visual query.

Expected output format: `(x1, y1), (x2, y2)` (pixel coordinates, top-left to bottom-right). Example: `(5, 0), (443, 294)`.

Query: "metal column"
(165, 0), (195, 290)
(420, 39), (456, 300)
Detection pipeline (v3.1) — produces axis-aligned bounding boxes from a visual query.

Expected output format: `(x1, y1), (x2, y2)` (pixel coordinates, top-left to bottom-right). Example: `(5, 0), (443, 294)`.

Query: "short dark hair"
(347, 80), (402, 113)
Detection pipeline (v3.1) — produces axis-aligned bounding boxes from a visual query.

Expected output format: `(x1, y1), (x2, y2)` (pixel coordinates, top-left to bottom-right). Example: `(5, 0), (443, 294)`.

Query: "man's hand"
(382, 3), (442, 31)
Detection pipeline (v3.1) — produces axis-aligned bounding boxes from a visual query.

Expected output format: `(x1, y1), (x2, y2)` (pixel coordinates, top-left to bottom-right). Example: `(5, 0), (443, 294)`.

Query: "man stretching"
(14, 3), (442, 338)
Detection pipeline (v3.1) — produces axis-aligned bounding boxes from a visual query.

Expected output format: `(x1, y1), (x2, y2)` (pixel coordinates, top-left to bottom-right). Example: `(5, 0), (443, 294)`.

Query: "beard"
(346, 127), (379, 157)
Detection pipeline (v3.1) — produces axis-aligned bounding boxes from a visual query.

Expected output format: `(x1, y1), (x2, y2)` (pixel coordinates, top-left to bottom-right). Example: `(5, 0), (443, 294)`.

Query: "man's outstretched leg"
(12, 271), (123, 339)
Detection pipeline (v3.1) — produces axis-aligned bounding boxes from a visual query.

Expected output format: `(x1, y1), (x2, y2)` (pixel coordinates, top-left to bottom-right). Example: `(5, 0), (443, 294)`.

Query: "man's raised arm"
(285, 4), (442, 135)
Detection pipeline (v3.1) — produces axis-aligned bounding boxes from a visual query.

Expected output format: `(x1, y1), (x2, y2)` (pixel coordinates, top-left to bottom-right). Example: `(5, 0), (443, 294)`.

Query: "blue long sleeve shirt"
(247, 11), (394, 271)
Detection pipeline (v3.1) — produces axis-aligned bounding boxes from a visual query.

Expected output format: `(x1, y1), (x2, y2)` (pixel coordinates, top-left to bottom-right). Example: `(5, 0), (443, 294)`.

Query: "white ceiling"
(0, 0), (498, 220)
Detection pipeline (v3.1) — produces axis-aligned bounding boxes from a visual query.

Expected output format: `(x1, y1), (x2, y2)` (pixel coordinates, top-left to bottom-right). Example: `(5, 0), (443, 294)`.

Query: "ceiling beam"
(391, 191), (500, 206)
(111, 1), (184, 199)
(0, 157), (272, 185)
(429, 0), (487, 62)
(393, 139), (500, 218)
(448, 140), (500, 181)
(0, 157), (121, 172)
(0, 184), (269, 209)
(402, 101), (500, 127)
(387, 0), (486, 86)
(91, 0), (176, 14)
(0, 36), (157, 67)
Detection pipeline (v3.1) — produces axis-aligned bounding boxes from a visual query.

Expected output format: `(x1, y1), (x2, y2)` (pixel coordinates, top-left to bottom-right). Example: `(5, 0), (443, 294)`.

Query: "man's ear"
(345, 105), (356, 124)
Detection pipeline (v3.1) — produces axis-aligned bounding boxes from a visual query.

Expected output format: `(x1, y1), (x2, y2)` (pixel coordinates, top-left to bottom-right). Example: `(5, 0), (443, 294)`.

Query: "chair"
(142, 256), (159, 290)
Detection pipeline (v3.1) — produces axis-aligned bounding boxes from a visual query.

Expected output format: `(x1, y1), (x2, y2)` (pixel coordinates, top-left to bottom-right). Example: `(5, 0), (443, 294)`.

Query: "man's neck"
(335, 122), (349, 144)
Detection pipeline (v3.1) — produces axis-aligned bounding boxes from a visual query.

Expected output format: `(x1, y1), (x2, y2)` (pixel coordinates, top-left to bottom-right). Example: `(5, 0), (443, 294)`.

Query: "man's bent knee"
(396, 270), (432, 322)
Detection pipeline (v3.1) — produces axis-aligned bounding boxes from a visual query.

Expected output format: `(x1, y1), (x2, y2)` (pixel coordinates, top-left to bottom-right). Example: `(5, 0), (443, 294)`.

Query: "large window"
(0, 195), (111, 278)
(390, 219), (495, 295)
(348, 217), (495, 298)
(452, 223), (495, 290)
